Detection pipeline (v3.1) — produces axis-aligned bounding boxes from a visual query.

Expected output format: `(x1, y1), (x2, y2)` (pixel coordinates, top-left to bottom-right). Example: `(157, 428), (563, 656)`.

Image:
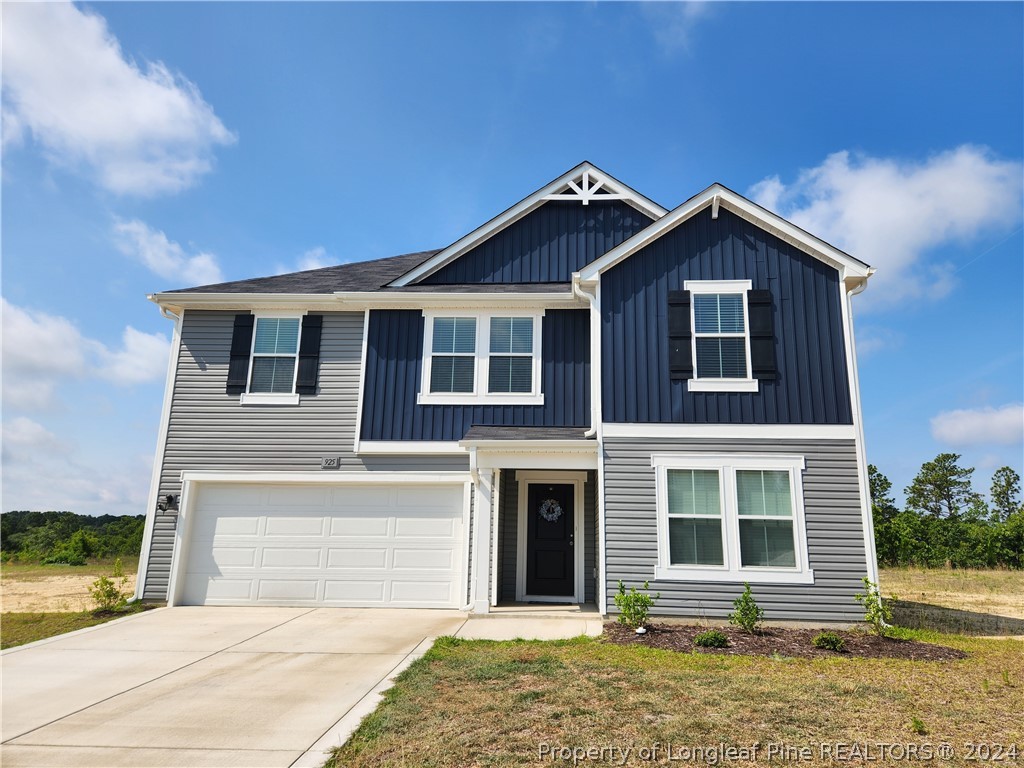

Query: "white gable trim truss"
(388, 162), (668, 287)
(575, 184), (874, 289)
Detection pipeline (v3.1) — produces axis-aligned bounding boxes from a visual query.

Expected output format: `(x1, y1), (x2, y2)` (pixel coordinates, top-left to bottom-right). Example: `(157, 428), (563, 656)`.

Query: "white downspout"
(133, 303), (183, 602)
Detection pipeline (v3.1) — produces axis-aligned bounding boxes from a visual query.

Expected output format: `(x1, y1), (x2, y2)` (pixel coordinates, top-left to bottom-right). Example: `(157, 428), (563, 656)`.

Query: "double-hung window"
(684, 280), (757, 392)
(653, 454), (812, 584)
(241, 315), (302, 404)
(420, 312), (543, 405)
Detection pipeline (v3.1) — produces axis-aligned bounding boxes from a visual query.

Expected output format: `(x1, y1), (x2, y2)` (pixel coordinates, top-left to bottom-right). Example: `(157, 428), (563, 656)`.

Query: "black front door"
(525, 483), (574, 597)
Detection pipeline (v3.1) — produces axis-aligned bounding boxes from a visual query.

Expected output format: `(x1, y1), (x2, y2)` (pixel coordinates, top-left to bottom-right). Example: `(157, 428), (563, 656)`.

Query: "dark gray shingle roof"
(166, 250), (440, 294)
(462, 426), (593, 441)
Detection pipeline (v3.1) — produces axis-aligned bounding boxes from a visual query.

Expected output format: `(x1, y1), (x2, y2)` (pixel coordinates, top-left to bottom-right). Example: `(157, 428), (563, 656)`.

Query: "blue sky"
(2, 1), (1022, 516)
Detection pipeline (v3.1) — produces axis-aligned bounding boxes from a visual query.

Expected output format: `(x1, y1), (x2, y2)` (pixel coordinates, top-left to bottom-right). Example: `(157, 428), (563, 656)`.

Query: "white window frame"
(651, 453), (813, 584)
(684, 279), (758, 393)
(240, 310), (305, 406)
(418, 309), (544, 405)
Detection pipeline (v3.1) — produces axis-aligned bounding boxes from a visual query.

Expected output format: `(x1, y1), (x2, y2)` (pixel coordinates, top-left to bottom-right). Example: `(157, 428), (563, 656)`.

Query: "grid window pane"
(696, 338), (747, 378)
(669, 517), (724, 566)
(737, 470), (793, 517)
(249, 356), (296, 393)
(739, 519), (796, 567)
(667, 469), (721, 516)
(253, 318), (300, 354)
(489, 317), (533, 354)
(432, 317), (476, 354)
(488, 356), (533, 393)
(430, 356), (475, 393)
(694, 294), (744, 334)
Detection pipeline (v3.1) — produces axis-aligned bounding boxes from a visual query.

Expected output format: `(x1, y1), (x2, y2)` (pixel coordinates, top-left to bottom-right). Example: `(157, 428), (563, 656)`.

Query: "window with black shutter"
(667, 290), (692, 380)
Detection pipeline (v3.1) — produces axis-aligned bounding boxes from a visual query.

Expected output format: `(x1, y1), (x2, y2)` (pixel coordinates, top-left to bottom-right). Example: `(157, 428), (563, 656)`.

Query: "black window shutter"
(226, 314), (255, 394)
(295, 314), (323, 395)
(748, 289), (777, 380)
(667, 290), (693, 380)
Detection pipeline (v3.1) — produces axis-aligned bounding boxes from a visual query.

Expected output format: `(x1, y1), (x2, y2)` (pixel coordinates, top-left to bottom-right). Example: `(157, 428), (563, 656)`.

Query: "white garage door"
(179, 482), (466, 608)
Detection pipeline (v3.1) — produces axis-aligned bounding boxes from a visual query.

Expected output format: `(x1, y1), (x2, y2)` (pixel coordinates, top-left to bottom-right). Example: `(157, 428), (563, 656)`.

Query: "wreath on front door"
(538, 498), (563, 522)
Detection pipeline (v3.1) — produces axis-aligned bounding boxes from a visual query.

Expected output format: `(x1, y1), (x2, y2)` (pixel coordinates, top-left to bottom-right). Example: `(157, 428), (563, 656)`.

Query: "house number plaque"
(320, 456), (341, 470)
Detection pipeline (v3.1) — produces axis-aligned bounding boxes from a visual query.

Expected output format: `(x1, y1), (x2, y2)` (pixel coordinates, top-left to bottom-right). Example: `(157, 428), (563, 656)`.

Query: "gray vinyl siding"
(603, 437), (868, 622)
(498, 469), (597, 604)
(143, 309), (469, 601)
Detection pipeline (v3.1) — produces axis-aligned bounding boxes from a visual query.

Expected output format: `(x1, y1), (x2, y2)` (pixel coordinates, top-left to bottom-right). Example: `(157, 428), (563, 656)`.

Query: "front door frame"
(515, 470), (586, 604)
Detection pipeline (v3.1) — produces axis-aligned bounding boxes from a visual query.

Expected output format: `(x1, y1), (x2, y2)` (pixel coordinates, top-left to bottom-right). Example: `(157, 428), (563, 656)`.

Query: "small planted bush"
(855, 577), (893, 637)
(813, 631), (846, 652)
(89, 557), (131, 612)
(728, 583), (764, 634)
(693, 629), (729, 648)
(614, 580), (660, 630)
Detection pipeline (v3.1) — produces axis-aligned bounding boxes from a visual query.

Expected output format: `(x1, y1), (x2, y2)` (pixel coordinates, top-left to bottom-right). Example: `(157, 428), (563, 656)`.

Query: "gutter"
(573, 276), (600, 438)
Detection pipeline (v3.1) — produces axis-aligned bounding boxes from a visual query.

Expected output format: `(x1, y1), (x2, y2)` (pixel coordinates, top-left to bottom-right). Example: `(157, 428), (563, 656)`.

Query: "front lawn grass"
(329, 631), (1023, 767)
(1, 605), (150, 650)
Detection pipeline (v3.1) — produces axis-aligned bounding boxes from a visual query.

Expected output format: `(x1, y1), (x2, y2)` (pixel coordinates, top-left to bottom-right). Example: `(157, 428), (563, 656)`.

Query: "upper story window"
(250, 317), (300, 393)
(652, 453), (812, 584)
(419, 311), (543, 405)
(684, 280), (758, 393)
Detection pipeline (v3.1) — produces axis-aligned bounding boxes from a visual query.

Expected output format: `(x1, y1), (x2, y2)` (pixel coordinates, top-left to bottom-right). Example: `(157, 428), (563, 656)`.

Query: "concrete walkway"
(1, 606), (599, 768)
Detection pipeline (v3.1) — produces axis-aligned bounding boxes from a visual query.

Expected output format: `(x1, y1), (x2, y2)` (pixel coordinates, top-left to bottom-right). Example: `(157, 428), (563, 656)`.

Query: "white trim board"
(576, 184), (872, 285)
(389, 162), (668, 287)
(355, 441), (466, 455)
(601, 424), (857, 440)
(514, 470), (587, 604)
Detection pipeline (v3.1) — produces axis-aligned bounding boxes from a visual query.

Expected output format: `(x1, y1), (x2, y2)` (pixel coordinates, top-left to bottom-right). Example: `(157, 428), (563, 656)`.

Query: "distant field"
(879, 567), (1024, 636)
(0, 557), (139, 612)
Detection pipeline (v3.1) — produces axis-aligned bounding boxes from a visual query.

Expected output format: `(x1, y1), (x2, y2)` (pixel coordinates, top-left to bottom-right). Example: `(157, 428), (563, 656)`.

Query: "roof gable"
(389, 161), (667, 287)
(577, 184), (873, 286)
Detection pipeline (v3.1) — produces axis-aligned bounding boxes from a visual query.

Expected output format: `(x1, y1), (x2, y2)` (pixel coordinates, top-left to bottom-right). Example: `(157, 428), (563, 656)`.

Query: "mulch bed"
(603, 622), (968, 661)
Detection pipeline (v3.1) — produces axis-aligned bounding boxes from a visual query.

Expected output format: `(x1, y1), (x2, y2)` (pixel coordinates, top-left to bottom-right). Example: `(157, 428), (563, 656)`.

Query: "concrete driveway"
(1, 606), (467, 768)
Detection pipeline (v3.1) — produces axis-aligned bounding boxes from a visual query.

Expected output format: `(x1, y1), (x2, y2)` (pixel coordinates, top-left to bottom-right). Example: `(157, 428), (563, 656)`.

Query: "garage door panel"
(264, 517), (326, 536)
(329, 517), (390, 537)
(327, 548), (388, 569)
(260, 547), (322, 568)
(181, 482), (465, 608)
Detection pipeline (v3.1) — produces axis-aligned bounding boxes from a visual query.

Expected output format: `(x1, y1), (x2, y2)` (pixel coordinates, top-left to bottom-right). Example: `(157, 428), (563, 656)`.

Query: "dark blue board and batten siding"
(360, 309), (591, 442)
(604, 437), (868, 623)
(422, 201), (653, 284)
(601, 207), (853, 424)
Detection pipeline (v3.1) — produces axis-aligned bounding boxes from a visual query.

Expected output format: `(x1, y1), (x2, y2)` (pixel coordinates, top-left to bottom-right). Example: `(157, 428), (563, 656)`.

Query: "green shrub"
(728, 583), (764, 633)
(41, 529), (98, 566)
(89, 557), (131, 612)
(855, 577), (893, 636)
(812, 631), (846, 652)
(613, 580), (660, 629)
(693, 630), (729, 648)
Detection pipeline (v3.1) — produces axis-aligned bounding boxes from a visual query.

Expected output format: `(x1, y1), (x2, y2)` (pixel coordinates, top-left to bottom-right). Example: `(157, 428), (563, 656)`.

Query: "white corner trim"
(239, 392), (301, 406)
(490, 469), (502, 608)
(352, 309), (371, 454)
(687, 379), (759, 393)
(356, 441), (466, 455)
(390, 162), (668, 287)
(601, 423), (857, 440)
(577, 184), (871, 282)
(135, 307), (183, 601)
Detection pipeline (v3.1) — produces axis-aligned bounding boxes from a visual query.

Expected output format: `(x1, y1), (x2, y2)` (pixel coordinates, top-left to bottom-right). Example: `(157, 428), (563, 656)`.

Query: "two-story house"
(136, 162), (877, 622)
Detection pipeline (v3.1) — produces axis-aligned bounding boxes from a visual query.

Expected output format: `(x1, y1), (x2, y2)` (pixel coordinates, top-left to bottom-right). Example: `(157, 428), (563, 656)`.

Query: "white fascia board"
(149, 293), (339, 313)
(601, 423), (858, 440)
(576, 184), (872, 283)
(334, 291), (583, 311)
(179, 470), (472, 484)
(389, 162), (668, 287)
(476, 451), (598, 470)
(356, 441), (466, 455)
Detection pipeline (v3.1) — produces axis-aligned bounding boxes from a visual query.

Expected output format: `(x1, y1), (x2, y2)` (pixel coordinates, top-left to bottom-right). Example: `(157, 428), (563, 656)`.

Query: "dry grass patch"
(1, 604), (152, 649)
(0, 557), (138, 612)
(328, 633), (1022, 767)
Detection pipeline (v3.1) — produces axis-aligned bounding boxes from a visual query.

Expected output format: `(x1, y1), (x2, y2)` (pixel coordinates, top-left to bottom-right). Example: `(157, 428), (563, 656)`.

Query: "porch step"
(484, 602), (603, 618)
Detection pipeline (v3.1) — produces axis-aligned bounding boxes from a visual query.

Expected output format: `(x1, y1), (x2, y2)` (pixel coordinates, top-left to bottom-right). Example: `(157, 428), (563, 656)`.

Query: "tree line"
(871, 454), (1024, 569)
(0, 511), (146, 565)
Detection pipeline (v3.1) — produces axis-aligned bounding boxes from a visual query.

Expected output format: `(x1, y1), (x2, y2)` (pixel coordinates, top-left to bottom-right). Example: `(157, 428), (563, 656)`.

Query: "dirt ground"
(0, 560), (138, 612)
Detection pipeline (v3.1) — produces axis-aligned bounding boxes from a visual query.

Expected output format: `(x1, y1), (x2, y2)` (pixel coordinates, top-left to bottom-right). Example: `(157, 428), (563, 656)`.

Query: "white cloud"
(640, 2), (712, 54)
(113, 219), (223, 286)
(274, 246), (340, 275)
(1, 298), (170, 410)
(931, 404), (1024, 446)
(748, 146), (1023, 307)
(2, 1), (235, 195)
(855, 325), (903, 357)
(1, 417), (67, 464)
